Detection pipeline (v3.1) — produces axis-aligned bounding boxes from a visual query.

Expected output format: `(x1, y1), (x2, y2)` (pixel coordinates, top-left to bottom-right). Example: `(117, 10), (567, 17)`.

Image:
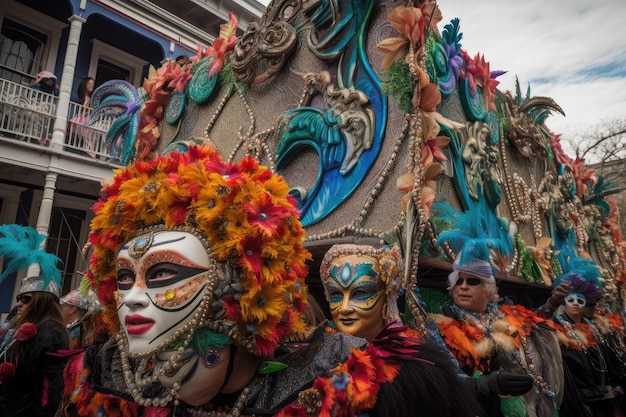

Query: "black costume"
(0, 320), (69, 417)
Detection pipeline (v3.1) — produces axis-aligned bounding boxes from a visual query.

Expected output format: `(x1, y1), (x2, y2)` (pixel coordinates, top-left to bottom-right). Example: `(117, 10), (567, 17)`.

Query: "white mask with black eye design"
(116, 231), (211, 356)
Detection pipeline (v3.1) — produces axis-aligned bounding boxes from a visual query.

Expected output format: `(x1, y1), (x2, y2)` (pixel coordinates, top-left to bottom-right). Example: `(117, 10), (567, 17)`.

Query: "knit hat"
(18, 275), (61, 299)
(86, 145), (310, 357)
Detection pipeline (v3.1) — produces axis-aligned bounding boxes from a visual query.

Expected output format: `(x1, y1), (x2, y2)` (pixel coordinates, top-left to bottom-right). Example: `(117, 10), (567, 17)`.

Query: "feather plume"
(87, 80), (142, 164)
(0, 224), (62, 288)
(435, 202), (512, 267)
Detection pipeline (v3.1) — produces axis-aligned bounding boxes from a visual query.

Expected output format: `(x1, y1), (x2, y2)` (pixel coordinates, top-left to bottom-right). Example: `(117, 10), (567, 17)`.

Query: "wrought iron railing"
(0, 78), (119, 162)
(0, 78), (55, 143)
(66, 102), (117, 159)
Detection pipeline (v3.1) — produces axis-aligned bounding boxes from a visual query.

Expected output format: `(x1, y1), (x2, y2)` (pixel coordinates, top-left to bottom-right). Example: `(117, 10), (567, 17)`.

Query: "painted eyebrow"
(121, 235), (186, 250)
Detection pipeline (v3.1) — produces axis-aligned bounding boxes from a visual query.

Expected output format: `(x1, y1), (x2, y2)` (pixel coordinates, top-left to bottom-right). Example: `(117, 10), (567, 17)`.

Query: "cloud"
(438, 0), (626, 139)
(255, 0), (626, 141)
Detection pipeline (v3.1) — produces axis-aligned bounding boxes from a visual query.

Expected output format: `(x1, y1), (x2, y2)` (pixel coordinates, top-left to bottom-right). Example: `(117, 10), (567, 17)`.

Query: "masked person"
(317, 243), (484, 417)
(62, 145), (483, 417)
(551, 272), (625, 417)
(319, 244), (406, 341)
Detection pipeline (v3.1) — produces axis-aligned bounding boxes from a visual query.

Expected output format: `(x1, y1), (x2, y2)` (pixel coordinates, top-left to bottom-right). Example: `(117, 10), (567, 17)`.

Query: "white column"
(25, 171), (58, 277)
(50, 15), (86, 151)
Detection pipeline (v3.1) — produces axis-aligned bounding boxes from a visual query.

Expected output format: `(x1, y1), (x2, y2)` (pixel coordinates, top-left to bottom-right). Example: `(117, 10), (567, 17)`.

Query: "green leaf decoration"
(258, 361), (288, 374)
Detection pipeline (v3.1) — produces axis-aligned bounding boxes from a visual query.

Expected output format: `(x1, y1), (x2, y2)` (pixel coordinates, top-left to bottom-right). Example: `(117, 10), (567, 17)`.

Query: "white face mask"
(116, 231), (211, 356)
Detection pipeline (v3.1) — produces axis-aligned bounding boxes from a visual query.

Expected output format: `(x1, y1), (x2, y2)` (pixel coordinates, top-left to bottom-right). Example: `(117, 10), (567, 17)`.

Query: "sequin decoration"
(165, 92), (186, 124)
(188, 58), (218, 104)
(203, 349), (220, 367)
(128, 232), (155, 259)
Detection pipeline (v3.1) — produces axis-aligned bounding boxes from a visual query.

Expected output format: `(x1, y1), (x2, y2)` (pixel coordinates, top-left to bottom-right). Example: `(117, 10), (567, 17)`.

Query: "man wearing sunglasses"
(431, 252), (564, 417)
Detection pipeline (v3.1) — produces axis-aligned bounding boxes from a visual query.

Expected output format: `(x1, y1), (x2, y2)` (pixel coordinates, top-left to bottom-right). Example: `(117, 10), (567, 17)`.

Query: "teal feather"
(190, 328), (230, 354)
(435, 202), (512, 266)
(0, 224), (62, 288)
(86, 80), (141, 164)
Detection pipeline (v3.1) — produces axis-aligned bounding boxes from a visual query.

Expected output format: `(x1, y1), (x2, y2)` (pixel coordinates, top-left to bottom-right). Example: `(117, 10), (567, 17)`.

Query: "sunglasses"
(16, 294), (33, 304)
(564, 295), (586, 307)
(455, 277), (482, 287)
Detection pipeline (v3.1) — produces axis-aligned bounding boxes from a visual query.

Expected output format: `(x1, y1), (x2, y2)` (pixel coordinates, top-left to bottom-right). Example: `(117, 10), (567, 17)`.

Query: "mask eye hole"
(565, 295), (586, 307)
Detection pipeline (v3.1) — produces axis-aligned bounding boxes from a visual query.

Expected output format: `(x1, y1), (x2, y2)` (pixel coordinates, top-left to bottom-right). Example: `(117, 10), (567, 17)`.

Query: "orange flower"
(423, 136), (450, 166)
(397, 162), (444, 220)
(377, 5), (428, 70)
(206, 12), (238, 77)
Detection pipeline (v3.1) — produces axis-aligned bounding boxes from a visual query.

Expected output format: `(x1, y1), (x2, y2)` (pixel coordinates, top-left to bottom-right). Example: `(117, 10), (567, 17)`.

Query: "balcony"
(0, 78), (121, 163)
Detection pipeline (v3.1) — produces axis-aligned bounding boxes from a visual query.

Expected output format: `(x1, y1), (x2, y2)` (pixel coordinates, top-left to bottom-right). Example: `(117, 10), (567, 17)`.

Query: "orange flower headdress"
(87, 145), (310, 356)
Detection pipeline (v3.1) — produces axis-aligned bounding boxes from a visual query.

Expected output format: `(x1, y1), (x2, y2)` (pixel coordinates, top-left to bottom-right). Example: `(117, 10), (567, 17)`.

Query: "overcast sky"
(255, 0), (626, 149)
(439, 0), (626, 146)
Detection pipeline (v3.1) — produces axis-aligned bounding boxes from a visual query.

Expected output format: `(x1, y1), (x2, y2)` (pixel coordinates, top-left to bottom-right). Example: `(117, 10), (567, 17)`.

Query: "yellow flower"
(240, 285), (287, 322)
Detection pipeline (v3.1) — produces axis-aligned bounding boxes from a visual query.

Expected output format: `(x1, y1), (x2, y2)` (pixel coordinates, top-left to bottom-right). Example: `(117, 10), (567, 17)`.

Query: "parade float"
(88, 0), (625, 314)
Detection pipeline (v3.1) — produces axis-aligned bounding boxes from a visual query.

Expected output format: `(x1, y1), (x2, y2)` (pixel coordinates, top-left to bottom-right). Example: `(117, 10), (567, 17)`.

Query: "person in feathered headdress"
(550, 271), (626, 417)
(429, 203), (564, 417)
(316, 242), (485, 417)
(0, 224), (69, 417)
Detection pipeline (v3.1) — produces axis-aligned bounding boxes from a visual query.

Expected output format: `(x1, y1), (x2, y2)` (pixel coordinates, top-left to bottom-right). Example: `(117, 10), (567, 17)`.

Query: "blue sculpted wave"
(275, 0), (387, 226)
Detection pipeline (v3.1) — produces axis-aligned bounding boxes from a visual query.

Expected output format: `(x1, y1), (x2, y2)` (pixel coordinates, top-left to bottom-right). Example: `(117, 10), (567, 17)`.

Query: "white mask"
(116, 231), (211, 356)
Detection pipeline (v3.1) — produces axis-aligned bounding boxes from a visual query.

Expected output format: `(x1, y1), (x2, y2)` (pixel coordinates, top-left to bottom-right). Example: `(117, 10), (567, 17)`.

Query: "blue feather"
(0, 224), (62, 289)
(434, 202), (512, 266)
(87, 80), (141, 164)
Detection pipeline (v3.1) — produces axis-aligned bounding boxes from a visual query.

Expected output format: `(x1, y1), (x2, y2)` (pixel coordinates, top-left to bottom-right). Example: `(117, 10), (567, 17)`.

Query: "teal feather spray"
(0, 224), (62, 289)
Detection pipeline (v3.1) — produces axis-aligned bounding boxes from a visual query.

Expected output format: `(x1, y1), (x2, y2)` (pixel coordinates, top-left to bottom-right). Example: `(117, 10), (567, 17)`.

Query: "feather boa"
(275, 322), (420, 417)
(432, 304), (543, 374)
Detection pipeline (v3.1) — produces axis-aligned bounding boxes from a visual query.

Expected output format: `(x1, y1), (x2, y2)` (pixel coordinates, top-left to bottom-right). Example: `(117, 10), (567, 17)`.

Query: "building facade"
(0, 0), (264, 316)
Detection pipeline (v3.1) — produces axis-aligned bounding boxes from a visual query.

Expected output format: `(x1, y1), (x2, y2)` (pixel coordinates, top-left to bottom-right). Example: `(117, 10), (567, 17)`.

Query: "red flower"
(0, 362), (15, 381)
(239, 235), (265, 274)
(245, 193), (291, 237)
(15, 322), (37, 341)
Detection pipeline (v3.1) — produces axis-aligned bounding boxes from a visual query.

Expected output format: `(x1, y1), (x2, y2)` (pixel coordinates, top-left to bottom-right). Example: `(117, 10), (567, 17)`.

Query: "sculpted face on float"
(324, 254), (386, 341)
(116, 231), (210, 356)
(156, 343), (233, 406)
(451, 272), (491, 313)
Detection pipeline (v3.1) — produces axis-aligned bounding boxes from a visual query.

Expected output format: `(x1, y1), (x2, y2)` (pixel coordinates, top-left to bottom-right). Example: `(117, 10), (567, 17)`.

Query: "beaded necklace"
(449, 303), (557, 404)
(515, 335), (557, 404)
(555, 314), (607, 374)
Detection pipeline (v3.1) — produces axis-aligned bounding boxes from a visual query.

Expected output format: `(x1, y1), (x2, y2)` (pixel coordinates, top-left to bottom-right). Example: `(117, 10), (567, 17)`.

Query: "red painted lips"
(125, 314), (155, 335)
